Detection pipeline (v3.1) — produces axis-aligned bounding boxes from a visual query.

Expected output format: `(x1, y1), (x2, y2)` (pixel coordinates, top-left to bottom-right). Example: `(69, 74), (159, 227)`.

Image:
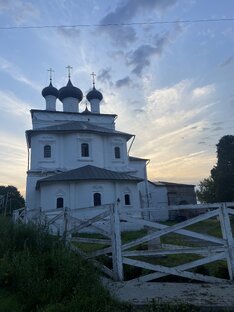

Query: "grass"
(71, 217), (230, 282)
(0, 216), (133, 312)
(0, 216), (231, 311)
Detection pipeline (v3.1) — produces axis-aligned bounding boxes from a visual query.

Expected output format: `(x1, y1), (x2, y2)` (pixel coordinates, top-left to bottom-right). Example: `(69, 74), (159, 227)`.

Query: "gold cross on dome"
(91, 71), (96, 87)
(48, 68), (54, 82)
(66, 65), (73, 79)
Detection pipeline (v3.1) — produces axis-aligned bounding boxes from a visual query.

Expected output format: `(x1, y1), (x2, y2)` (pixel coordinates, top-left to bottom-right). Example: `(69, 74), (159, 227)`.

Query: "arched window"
(114, 146), (121, 159)
(44, 145), (51, 158)
(179, 200), (188, 205)
(124, 194), (131, 206)
(81, 143), (89, 157)
(56, 197), (64, 209)
(93, 193), (101, 206)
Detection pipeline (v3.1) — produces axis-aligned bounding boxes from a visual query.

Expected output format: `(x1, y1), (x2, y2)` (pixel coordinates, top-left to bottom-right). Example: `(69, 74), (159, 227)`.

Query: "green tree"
(0, 185), (25, 215)
(196, 176), (217, 203)
(197, 135), (234, 203)
(211, 135), (234, 202)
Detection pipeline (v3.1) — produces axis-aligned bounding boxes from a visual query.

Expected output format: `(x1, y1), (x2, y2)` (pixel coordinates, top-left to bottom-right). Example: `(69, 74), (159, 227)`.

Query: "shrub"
(0, 217), (118, 311)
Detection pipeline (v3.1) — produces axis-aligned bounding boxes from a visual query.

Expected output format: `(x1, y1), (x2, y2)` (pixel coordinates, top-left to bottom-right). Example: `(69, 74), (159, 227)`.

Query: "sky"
(0, 0), (234, 196)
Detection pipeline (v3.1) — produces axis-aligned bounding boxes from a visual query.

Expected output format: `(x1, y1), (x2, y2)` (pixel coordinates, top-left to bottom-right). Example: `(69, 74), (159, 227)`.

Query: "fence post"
(219, 203), (234, 280)
(110, 203), (124, 281)
(63, 207), (68, 244)
(24, 208), (28, 224)
(38, 207), (42, 224)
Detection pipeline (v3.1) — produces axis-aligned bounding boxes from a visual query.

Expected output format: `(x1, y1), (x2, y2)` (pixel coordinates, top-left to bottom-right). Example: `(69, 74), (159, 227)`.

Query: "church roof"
(31, 109), (117, 118)
(158, 181), (195, 187)
(36, 165), (142, 188)
(149, 180), (195, 187)
(42, 82), (59, 98)
(26, 121), (133, 146)
(129, 156), (149, 162)
(86, 87), (103, 101)
(58, 79), (83, 102)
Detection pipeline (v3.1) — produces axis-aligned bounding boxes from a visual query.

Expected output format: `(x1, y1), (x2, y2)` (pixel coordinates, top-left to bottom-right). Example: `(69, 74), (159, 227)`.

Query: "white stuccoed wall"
(30, 134), (130, 171)
(39, 180), (140, 211)
(148, 183), (169, 221)
(31, 110), (116, 130)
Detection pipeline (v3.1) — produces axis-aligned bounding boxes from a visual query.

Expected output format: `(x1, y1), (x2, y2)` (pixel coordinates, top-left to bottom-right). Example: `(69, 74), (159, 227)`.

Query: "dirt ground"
(103, 279), (234, 310)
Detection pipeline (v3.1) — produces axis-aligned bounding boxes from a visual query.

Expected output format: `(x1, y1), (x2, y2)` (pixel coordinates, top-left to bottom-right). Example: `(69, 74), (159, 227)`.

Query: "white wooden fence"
(13, 202), (234, 284)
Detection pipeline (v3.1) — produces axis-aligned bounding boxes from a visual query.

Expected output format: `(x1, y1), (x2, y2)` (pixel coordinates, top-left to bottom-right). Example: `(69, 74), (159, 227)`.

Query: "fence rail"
(13, 202), (234, 284)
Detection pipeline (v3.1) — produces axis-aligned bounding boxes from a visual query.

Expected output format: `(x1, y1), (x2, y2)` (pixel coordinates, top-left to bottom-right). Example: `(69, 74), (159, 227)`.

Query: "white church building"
(25, 70), (196, 223)
(25, 71), (152, 219)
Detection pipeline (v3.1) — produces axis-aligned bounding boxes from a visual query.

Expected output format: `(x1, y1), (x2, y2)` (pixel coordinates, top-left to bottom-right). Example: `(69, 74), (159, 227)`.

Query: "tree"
(0, 185), (25, 215)
(196, 135), (234, 203)
(196, 177), (216, 203)
(211, 135), (234, 202)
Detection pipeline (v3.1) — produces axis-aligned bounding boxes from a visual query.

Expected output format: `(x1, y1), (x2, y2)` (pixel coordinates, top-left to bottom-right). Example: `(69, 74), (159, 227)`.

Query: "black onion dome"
(42, 82), (59, 98)
(58, 79), (83, 102)
(86, 87), (103, 101)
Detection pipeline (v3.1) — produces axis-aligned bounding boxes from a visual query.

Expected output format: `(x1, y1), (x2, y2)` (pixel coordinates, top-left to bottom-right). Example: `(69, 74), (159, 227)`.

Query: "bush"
(0, 217), (121, 312)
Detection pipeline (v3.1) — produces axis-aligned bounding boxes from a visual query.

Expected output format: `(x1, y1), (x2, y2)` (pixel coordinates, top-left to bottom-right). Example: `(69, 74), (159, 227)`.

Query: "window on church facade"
(81, 143), (89, 157)
(124, 194), (131, 206)
(93, 192), (101, 206)
(56, 197), (64, 209)
(44, 145), (51, 158)
(114, 146), (121, 159)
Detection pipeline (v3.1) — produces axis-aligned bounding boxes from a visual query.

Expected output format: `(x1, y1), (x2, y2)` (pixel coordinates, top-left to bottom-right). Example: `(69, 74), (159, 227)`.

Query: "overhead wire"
(0, 17), (234, 30)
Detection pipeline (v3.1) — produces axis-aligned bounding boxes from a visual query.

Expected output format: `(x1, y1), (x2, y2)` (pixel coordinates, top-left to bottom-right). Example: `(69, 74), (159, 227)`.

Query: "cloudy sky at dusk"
(0, 0), (234, 196)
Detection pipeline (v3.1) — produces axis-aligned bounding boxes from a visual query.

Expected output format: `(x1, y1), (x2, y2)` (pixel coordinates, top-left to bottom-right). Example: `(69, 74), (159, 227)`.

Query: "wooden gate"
(13, 202), (234, 284)
(118, 202), (234, 284)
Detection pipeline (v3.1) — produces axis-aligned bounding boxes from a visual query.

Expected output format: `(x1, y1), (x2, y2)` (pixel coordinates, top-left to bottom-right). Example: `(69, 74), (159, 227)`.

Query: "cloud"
(0, 90), (31, 118)
(127, 25), (183, 75)
(99, 0), (177, 46)
(133, 108), (145, 114)
(115, 76), (132, 88)
(0, 130), (27, 195)
(0, 56), (41, 91)
(0, 0), (40, 24)
(57, 27), (80, 39)
(100, 0), (177, 24)
(0, 92), (31, 194)
(128, 45), (156, 76)
(112, 78), (218, 184)
(192, 85), (215, 97)
(212, 121), (224, 126)
(99, 26), (137, 47)
(220, 55), (234, 67)
(97, 67), (113, 86)
(212, 127), (223, 132)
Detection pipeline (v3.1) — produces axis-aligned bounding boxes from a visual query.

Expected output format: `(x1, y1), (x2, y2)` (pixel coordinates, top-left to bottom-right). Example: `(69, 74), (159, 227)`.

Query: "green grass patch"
(0, 289), (24, 312)
(0, 217), (133, 312)
(0, 216), (230, 311)
(72, 232), (110, 252)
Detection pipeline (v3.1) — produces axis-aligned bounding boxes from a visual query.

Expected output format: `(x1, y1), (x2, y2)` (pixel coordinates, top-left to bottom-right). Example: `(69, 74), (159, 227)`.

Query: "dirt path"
(103, 279), (234, 310)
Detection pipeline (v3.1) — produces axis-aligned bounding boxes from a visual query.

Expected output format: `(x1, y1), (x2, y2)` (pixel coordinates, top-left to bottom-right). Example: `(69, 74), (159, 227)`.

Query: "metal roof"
(158, 181), (195, 187)
(30, 109), (117, 118)
(86, 86), (103, 101)
(129, 156), (149, 162)
(36, 165), (143, 188)
(26, 121), (133, 147)
(58, 79), (83, 102)
(148, 180), (166, 187)
(42, 82), (58, 98)
(150, 180), (195, 187)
